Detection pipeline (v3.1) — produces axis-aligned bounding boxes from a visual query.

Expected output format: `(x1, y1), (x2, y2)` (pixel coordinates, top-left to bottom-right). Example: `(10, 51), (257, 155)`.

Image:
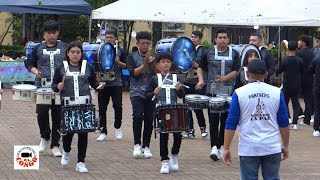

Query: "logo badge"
(14, 146), (39, 170)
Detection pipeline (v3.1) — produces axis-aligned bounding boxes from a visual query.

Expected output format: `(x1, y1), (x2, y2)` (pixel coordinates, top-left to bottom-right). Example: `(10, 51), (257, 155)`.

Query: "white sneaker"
(210, 146), (220, 161)
(97, 133), (107, 141)
(219, 146), (224, 159)
(160, 160), (170, 174)
(133, 144), (142, 158)
(76, 162), (88, 173)
(61, 152), (70, 167)
(143, 147), (153, 159)
(39, 138), (48, 153)
(298, 115), (305, 119)
(290, 124), (298, 130)
(169, 154), (179, 172)
(115, 129), (123, 140)
(288, 118), (292, 124)
(200, 127), (208, 139)
(299, 121), (309, 126)
(313, 130), (320, 137)
(52, 146), (62, 157)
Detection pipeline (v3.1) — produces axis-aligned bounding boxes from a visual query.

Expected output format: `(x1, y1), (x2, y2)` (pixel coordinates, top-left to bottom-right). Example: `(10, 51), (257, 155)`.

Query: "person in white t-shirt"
(223, 59), (290, 180)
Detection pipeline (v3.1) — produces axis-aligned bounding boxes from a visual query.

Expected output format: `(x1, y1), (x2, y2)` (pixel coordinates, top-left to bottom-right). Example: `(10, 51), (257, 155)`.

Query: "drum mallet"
(152, 73), (170, 101)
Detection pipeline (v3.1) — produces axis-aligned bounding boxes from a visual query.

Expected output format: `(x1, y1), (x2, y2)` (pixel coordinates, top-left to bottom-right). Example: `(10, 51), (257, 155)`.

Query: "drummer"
(145, 53), (185, 174)
(96, 30), (127, 142)
(27, 20), (68, 157)
(196, 28), (240, 161)
(182, 31), (208, 139)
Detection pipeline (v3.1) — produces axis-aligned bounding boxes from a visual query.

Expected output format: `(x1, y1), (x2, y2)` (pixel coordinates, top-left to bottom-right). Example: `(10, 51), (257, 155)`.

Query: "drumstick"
(59, 66), (69, 93)
(152, 73), (170, 101)
(164, 79), (190, 89)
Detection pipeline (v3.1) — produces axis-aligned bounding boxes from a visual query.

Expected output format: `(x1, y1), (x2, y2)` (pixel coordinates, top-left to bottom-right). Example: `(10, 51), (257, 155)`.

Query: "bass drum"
(97, 42), (116, 72)
(155, 37), (196, 73)
(25, 41), (41, 68)
(83, 42), (116, 73)
(83, 43), (101, 71)
(172, 37), (196, 73)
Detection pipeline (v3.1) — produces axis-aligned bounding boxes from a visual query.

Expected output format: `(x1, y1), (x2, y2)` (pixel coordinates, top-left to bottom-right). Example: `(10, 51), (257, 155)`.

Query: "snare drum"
(226, 96), (232, 111)
(35, 88), (53, 105)
(155, 104), (189, 133)
(209, 97), (227, 113)
(60, 104), (98, 134)
(12, 84), (37, 102)
(54, 93), (61, 105)
(185, 94), (209, 109)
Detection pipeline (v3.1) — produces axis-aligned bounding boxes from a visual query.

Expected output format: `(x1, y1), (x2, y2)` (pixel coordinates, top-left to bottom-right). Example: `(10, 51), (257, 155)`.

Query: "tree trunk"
(152, 22), (162, 48)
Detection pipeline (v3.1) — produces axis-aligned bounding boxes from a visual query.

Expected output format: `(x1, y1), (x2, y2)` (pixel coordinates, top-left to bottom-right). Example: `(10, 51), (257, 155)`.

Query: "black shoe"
(200, 127), (208, 138)
(182, 129), (195, 139)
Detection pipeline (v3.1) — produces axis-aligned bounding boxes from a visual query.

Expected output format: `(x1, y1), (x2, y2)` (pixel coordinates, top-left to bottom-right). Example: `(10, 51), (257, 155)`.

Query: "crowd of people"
(5, 19), (318, 178)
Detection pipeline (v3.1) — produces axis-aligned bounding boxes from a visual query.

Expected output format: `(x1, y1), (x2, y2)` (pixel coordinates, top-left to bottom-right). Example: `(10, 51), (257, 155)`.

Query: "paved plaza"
(0, 88), (319, 180)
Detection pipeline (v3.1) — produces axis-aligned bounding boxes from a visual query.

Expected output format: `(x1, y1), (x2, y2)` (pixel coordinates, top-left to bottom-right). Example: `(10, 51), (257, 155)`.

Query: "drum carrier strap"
(214, 46), (233, 76)
(157, 73), (177, 105)
(43, 48), (61, 87)
(63, 60), (87, 104)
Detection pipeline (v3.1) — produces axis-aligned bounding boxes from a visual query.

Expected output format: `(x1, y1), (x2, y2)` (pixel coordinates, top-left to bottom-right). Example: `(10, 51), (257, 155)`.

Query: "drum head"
(12, 84), (37, 90)
(185, 94), (209, 101)
(36, 88), (52, 93)
(155, 38), (177, 55)
(209, 97), (226, 103)
(83, 43), (101, 65)
(172, 37), (196, 73)
(240, 44), (262, 67)
(98, 42), (116, 72)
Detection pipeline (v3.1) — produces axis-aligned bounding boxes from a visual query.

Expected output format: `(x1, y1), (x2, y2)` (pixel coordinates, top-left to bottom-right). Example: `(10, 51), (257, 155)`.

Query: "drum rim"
(97, 42), (116, 72)
(185, 94), (209, 101)
(36, 88), (53, 93)
(12, 84), (37, 90)
(209, 97), (226, 103)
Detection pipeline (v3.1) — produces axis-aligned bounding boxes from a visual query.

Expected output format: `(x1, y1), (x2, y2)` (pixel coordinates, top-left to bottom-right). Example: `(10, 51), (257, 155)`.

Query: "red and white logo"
(14, 146), (39, 170)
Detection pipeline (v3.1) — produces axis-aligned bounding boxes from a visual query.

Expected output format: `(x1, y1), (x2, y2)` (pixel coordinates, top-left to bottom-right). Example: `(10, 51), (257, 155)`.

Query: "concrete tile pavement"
(0, 88), (320, 179)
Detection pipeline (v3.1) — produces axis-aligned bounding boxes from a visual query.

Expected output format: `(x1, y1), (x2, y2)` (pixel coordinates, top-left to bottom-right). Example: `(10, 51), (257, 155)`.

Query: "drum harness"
(62, 60), (90, 105)
(156, 73), (177, 105)
(42, 49), (60, 88)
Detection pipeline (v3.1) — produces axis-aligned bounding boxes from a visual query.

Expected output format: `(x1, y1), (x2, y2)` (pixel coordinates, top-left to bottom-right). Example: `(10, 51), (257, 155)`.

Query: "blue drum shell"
(171, 37), (196, 73)
(98, 42), (116, 73)
(83, 43), (101, 66)
(25, 41), (41, 60)
(155, 38), (177, 55)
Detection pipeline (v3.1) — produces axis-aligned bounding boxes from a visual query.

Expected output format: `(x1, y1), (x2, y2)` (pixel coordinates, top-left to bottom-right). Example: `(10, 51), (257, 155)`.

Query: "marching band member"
(126, 31), (155, 159)
(27, 20), (67, 156)
(196, 29), (240, 161)
(52, 41), (105, 173)
(146, 53), (185, 174)
(97, 30), (127, 141)
(182, 30), (208, 139)
(234, 49), (260, 89)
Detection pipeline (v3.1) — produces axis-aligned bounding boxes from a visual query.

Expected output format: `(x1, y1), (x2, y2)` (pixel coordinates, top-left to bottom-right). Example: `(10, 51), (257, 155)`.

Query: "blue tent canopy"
(0, 0), (92, 15)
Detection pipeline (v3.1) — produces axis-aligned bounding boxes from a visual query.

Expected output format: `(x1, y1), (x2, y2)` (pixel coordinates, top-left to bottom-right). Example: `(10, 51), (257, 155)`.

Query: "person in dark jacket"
(277, 41), (304, 130)
(310, 54), (320, 136)
(297, 35), (315, 126)
(249, 33), (276, 84)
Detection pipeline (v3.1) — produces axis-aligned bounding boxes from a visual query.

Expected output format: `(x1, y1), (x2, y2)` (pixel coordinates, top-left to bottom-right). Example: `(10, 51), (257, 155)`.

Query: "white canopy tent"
(92, 0), (320, 26)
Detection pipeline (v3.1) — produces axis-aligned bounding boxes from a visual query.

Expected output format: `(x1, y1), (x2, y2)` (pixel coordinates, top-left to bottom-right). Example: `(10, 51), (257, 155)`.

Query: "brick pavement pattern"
(0, 88), (320, 180)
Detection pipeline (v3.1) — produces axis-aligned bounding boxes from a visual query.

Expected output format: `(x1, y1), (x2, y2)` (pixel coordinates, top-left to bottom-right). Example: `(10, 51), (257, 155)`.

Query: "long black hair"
(64, 41), (84, 65)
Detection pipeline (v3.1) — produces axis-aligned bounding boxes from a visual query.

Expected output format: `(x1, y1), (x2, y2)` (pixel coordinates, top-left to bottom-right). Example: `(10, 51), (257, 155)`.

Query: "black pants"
(160, 132), (182, 161)
(208, 111), (227, 149)
(62, 132), (88, 163)
(184, 82), (207, 129)
(283, 90), (301, 125)
(131, 96), (154, 148)
(313, 91), (320, 131)
(36, 104), (61, 149)
(98, 86), (123, 134)
(301, 86), (314, 124)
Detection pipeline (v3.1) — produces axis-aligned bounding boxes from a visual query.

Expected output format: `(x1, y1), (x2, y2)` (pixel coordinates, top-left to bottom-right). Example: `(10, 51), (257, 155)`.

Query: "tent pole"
(88, 15), (92, 42)
(278, 26), (281, 87)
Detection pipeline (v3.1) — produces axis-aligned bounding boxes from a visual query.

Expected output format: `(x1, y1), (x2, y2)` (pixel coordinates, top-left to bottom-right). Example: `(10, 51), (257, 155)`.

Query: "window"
(162, 23), (185, 32)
